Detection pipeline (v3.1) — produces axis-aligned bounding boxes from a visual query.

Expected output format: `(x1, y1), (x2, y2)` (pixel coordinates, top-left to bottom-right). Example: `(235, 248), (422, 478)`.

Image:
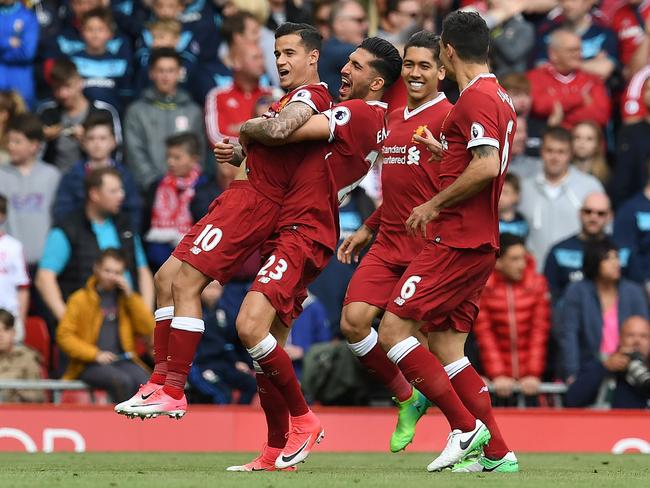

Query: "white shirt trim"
(459, 73), (496, 96)
(367, 100), (388, 108)
(403, 93), (447, 120)
(467, 137), (499, 149)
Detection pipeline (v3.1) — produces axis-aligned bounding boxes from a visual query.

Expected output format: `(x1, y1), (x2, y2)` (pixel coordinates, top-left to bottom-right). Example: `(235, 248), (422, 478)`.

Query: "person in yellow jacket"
(57, 248), (154, 402)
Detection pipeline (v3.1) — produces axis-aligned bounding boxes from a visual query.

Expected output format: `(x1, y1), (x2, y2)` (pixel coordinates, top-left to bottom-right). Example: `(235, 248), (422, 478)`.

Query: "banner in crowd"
(0, 405), (649, 453)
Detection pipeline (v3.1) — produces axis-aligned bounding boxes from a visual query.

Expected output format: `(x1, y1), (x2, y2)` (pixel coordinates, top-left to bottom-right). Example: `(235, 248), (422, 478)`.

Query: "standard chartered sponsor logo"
(382, 145), (420, 165)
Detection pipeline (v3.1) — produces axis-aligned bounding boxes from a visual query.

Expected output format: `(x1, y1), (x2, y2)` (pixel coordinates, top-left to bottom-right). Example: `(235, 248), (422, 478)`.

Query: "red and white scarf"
(146, 166), (200, 244)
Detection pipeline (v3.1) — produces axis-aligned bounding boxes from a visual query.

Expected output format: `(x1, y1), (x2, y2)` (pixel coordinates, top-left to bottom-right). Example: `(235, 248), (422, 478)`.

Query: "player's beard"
(346, 83), (370, 102)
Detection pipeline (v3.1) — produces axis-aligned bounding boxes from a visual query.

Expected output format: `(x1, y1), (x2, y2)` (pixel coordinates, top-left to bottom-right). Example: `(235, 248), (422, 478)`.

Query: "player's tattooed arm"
(406, 144), (500, 237)
(239, 102), (314, 145)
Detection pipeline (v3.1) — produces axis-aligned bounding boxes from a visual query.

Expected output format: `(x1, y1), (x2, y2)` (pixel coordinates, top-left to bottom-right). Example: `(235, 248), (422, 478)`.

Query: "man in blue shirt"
(36, 167), (153, 322)
(544, 192), (623, 302)
(0, 0), (39, 108)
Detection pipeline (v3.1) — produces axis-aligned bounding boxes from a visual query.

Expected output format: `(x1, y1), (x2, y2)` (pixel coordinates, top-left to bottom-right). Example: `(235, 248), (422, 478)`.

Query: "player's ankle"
(149, 373), (166, 385)
(162, 385), (184, 400)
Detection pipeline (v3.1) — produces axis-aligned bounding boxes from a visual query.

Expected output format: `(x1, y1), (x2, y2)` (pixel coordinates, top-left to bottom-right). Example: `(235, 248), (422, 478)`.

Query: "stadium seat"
(24, 316), (50, 369)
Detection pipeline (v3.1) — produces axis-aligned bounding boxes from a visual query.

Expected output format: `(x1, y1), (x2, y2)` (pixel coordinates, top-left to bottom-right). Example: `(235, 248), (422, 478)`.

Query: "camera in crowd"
(625, 352), (650, 397)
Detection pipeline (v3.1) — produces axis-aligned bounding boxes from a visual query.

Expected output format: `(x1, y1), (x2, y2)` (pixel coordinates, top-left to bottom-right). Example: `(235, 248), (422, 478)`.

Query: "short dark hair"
(504, 172), (521, 193)
(404, 30), (441, 64)
(0, 194), (6, 216)
(222, 11), (258, 46)
(441, 10), (489, 63)
(149, 47), (181, 68)
(50, 58), (80, 88)
(360, 37), (402, 89)
(82, 111), (115, 135)
(8, 113), (44, 142)
(166, 132), (200, 157)
(542, 126), (572, 146)
(499, 233), (525, 257)
(84, 167), (122, 199)
(583, 237), (618, 282)
(275, 22), (322, 52)
(80, 6), (115, 31)
(0, 309), (15, 330)
(96, 248), (126, 266)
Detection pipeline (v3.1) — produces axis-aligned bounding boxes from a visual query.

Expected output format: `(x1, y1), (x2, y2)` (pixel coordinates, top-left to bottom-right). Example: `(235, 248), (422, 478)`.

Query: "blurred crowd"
(0, 0), (649, 409)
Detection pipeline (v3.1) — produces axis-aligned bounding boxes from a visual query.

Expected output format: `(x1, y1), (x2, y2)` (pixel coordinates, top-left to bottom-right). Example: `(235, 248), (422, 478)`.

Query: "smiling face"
(274, 34), (318, 90)
(339, 48), (383, 101)
(402, 45), (444, 107)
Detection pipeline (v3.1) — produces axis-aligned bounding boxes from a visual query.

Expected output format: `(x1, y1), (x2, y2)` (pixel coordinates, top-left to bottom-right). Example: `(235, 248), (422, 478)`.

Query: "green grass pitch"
(1, 452), (648, 488)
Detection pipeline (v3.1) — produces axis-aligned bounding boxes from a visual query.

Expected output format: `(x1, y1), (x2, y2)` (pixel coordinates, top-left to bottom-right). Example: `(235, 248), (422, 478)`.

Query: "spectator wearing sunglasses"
(376, 0), (421, 51)
(318, 0), (368, 98)
(544, 192), (621, 304)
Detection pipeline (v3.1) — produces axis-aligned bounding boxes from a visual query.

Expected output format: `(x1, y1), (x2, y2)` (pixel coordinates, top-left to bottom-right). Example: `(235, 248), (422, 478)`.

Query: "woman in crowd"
(561, 238), (649, 381)
(571, 121), (609, 185)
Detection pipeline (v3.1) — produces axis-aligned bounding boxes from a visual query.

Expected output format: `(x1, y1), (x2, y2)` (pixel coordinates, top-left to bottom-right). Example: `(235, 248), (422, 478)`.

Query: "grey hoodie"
(124, 88), (205, 189)
(519, 167), (604, 269)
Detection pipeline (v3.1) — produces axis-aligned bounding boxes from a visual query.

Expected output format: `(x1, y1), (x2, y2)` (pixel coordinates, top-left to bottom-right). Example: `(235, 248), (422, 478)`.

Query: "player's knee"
(171, 268), (202, 302)
(340, 307), (371, 343)
(235, 307), (267, 348)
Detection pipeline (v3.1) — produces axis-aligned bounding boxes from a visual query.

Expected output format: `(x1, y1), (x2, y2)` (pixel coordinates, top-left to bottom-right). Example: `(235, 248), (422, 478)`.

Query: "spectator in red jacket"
(474, 234), (551, 403)
(204, 43), (273, 146)
(611, 0), (650, 77)
(527, 29), (611, 130)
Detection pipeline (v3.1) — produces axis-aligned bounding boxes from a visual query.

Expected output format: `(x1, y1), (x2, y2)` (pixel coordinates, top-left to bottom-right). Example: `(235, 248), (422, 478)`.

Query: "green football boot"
(451, 451), (519, 473)
(389, 388), (431, 452)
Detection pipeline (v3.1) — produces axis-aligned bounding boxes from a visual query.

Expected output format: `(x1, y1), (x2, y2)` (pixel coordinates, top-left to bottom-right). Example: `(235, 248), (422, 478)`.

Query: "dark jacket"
(611, 121), (650, 207)
(57, 210), (138, 300)
(561, 279), (649, 379)
(565, 359), (649, 409)
(54, 160), (142, 232)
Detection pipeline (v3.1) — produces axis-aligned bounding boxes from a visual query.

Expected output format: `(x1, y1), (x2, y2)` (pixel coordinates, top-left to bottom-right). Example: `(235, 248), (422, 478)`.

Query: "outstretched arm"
(240, 102), (314, 145)
(406, 145), (500, 237)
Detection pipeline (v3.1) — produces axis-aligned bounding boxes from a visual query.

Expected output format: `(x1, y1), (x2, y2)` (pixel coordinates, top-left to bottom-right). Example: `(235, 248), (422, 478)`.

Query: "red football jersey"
(276, 99), (388, 251)
(433, 74), (517, 251)
(245, 83), (332, 204)
(367, 93), (452, 267)
(611, 2), (650, 66)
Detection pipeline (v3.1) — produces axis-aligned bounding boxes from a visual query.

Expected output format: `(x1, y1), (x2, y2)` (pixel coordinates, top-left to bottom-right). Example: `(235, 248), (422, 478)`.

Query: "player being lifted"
(378, 11), (519, 473)
(115, 22), (332, 417)
(225, 38), (402, 471)
(336, 30), (452, 453)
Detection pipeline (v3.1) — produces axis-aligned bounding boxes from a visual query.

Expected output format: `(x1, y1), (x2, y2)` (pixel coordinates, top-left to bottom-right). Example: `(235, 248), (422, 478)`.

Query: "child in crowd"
(0, 195), (30, 343)
(53, 113), (141, 231)
(0, 114), (61, 268)
(134, 19), (198, 97)
(0, 309), (44, 403)
(499, 173), (529, 239)
(38, 58), (122, 172)
(144, 132), (203, 269)
(572, 121), (610, 185)
(72, 7), (134, 111)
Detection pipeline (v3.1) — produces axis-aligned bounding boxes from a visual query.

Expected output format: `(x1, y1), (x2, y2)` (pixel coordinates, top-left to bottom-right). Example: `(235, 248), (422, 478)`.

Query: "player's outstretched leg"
(121, 262), (211, 418)
(226, 360), (294, 472)
(378, 313), (490, 471)
(237, 292), (324, 469)
(428, 331), (518, 473)
(115, 256), (181, 416)
(342, 303), (429, 452)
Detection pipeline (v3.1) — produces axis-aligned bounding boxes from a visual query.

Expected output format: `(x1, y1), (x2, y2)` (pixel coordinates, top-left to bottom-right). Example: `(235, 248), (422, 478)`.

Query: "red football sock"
(359, 344), (412, 402)
(450, 365), (510, 459)
(394, 344), (475, 431)
(150, 318), (171, 385)
(256, 372), (290, 449)
(257, 345), (309, 417)
(163, 326), (203, 400)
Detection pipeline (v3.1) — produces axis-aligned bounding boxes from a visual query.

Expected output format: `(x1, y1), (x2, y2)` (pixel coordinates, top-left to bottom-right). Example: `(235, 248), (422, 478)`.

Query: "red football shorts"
(172, 181), (280, 284)
(249, 228), (333, 326)
(385, 242), (496, 333)
(343, 248), (408, 309)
